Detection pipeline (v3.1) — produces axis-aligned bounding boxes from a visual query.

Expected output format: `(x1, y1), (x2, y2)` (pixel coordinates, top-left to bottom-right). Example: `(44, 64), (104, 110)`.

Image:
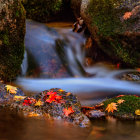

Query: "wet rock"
(71, 0), (140, 67)
(22, 0), (73, 22)
(102, 95), (140, 120)
(0, 0), (26, 81)
(85, 110), (105, 119)
(9, 88), (91, 127)
(0, 83), (25, 104)
(117, 71), (140, 82)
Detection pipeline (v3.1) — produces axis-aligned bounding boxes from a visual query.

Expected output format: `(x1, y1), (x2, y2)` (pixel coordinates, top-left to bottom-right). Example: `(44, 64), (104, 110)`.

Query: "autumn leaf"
(63, 107), (75, 116)
(66, 92), (71, 96)
(123, 12), (132, 20)
(105, 103), (118, 113)
(116, 95), (125, 98)
(23, 98), (36, 106)
(47, 91), (57, 96)
(58, 89), (65, 92)
(46, 94), (57, 103)
(135, 109), (140, 116)
(34, 99), (43, 106)
(117, 99), (125, 104)
(5, 85), (17, 94)
(14, 95), (26, 101)
(28, 112), (40, 117)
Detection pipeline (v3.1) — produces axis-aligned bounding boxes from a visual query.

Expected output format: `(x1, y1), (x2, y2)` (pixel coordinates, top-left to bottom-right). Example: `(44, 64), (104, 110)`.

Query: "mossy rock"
(22, 0), (65, 22)
(0, 0), (26, 81)
(103, 95), (140, 120)
(79, 0), (140, 67)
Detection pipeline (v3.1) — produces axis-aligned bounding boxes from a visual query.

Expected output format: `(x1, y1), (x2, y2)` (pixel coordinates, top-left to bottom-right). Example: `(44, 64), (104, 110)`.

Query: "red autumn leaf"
(47, 91), (57, 96)
(46, 94), (57, 103)
(23, 98), (36, 106)
(63, 107), (75, 116)
(116, 95), (125, 98)
(23, 99), (32, 106)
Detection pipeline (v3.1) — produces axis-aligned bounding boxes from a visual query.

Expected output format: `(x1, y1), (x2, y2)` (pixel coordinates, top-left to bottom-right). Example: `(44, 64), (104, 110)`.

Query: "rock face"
(72, 0), (140, 67)
(22, 0), (64, 22)
(0, 0), (26, 81)
(0, 86), (90, 127)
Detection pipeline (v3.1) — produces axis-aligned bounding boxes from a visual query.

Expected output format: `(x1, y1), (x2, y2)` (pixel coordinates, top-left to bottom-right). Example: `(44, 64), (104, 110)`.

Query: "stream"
(0, 20), (139, 140)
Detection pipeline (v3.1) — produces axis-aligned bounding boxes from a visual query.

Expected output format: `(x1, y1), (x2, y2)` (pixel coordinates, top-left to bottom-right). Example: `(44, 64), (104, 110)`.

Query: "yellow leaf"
(34, 99), (43, 106)
(135, 109), (140, 116)
(58, 89), (65, 92)
(105, 103), (118, 113)
(28, 112), (40, 117)
(14, 96), (26, 101)
(117, 99), (125, 104)
(5, 85), (17, 94)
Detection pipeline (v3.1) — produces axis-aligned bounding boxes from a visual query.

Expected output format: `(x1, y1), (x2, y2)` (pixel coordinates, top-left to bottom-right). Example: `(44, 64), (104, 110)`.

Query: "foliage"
(103, 95), (140, 118)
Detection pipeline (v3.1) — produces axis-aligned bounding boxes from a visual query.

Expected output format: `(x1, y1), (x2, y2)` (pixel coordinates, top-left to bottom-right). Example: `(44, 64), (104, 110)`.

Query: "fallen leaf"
(5, 85), (17, 94)
(123, 12), (132, 20)
(58, 89), (65, 92)
(116, 95), (125, 98)
(135, 109), (140, 116)
(105, 103), (118, 113)
(46, 94), (57, 103)
(34, 99), (43, 106)
(63, 107), (75, 116)
(28, 112), (40, 117)
(117, 99), (125, 104)
(14, 96), (26, 101)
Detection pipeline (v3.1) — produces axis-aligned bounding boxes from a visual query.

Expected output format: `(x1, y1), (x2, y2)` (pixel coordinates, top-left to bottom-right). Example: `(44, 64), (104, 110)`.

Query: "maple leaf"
(58, 89), (65, 92)
(5, 85), (17, 94)
(135, 109), (140, 116)
(63, 107), (75, 116)
(34, 99), (43, 106)
(117, 99), (125, 104)
(46, 94), (57, 103)
(28, 112), (40, 117)
(14, 95), (26, 101)
(47, 91), (57, 96)
(105, 103), (118, 113)
(123, 12), (132, 20)
(116, 95), (125, 98)
(23, 98), (36, 106)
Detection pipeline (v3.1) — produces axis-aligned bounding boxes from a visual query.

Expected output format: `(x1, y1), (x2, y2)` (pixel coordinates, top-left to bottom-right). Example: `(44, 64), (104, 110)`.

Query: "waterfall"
(21, 50), (28, 76)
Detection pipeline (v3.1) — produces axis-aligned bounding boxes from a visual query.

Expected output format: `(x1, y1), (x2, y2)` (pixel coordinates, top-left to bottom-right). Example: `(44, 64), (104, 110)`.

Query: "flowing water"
(0, 20), (140, 140)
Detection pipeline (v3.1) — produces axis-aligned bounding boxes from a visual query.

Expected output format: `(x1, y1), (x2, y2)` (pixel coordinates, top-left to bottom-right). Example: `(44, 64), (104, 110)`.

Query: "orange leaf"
(35, 99), (43, 106)
(135, 109), (140, 116)
(63, 107), (74, 116)
(5, 85), (17, 94)
(105, 103), (118, 113)
(117, 99), (125, 104)
(123, 12), (132, 20)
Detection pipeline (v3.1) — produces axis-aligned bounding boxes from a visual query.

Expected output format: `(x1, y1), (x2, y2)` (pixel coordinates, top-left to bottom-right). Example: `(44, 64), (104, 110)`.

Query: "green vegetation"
(22, 0), (63, 22)
(103, 95), (140, 119)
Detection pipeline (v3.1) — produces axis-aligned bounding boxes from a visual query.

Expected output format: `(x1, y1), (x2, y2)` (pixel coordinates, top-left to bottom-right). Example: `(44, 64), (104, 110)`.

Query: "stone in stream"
(0, 0), (26, 81)
(0, 85), (90, 127)
(71, 0), (140, 68)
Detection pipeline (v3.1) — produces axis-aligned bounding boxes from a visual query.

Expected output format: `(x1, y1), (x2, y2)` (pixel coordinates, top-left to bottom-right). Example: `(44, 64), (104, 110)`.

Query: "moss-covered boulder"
(0, 0), (26, 81)
(103, 95), (140, 120)
(22, 0), (67, 22)
(72, 0), (140, 67)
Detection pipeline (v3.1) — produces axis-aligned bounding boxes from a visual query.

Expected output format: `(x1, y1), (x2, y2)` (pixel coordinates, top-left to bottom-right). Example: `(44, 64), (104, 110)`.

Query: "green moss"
(103, 95), (140, 119)
(22, 0), (63, 22)
(0, 0), (25, 81)
(88, 0), (127, 36)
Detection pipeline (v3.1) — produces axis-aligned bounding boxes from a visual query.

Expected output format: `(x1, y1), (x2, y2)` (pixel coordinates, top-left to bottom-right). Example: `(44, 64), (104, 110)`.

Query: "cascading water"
(18, 20), (140, 105)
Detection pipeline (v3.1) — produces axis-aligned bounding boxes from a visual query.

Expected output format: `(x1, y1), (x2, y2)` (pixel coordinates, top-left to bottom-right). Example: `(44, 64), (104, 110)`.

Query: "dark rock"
(0, 0), (26, 81)
(22, 0), (74, 22)
(85, 110), (105, 119)
(71, 0), (140, 67)
(8, 88), (91, 127)
(117, 71), (140, 82)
